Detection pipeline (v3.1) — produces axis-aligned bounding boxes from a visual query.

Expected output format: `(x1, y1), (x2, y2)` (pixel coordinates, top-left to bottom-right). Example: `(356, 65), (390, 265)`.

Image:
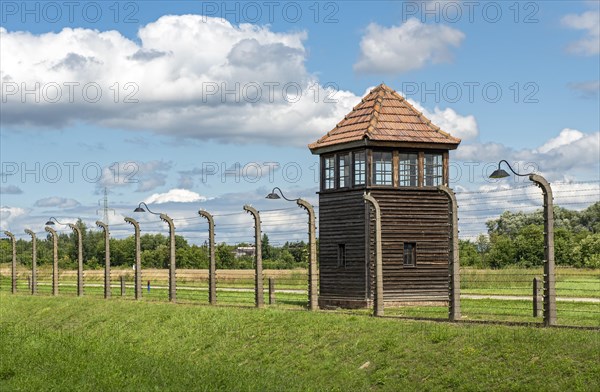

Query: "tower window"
(424, 153), (443, 186)
(372, 151), (393, 186)
(338, 153), (350, 188)
(354, 151), (366, 186)
(324, 156), (335, 190)
(403, 243), (416, 267)
(337, 244), (346, 268)
(399, 153), (418, 187)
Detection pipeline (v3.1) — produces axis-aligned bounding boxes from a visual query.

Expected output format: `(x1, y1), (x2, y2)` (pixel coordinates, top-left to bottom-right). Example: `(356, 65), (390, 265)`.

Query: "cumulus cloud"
(535, 128), (585, 154)
(0, 16), (358, 147)
(0, 206), (27, 229)
(144, 189), (209, 204)
(408, 99), (478, 140)
(354, 18), (465, 74)
(34, 197), (81, 209)
(455, 129), (600, 182)
(0, 185), (23, 194)
(561, 11), (600, 55)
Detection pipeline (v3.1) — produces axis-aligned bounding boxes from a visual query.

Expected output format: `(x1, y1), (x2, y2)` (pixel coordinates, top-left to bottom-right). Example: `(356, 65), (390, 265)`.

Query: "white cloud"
(0, 206), (27, 229)
(561, 11), (600, 55)
(0, 16), (358, 147)
(535, 128), (585, 154)
(144, 189), (208, 204)
(455, 129), (600, 182)
(34, 197), (81, 209)
(354, 18), (465, 74)
(408, 99), (478, 140)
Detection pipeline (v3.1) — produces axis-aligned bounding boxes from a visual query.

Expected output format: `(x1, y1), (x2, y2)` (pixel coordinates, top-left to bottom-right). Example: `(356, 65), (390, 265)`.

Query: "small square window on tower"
(337, 244), (346, 268)
(403, 243), (416, 267)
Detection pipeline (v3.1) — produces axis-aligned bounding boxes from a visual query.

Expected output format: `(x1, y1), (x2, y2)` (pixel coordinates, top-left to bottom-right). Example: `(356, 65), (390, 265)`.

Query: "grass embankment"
(1, 294), (599, 391)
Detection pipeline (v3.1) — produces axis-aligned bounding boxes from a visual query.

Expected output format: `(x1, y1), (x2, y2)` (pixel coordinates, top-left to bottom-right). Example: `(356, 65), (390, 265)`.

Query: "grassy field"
(2, 266), (599, 327)
(1, 293), (599, 391)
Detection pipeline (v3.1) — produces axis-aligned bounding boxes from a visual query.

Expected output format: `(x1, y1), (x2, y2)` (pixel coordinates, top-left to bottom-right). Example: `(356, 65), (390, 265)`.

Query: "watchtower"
(309, 84), (461, 308)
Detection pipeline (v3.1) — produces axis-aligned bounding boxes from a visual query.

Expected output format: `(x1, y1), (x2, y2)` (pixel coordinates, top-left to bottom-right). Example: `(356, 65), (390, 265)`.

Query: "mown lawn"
(1, 293), (599, 391)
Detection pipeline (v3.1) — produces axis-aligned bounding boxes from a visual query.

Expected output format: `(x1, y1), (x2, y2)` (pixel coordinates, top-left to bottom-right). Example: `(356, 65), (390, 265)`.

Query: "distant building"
(234, 246), (256, 258)
(308, 84), (461, 308)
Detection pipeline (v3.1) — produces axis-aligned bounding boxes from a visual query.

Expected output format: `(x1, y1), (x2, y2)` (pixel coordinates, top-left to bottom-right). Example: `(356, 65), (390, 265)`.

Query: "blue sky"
(1, 1), (599, 242)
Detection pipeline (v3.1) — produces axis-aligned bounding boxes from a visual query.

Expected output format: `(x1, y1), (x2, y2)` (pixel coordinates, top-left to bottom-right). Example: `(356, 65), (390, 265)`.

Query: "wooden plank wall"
(369, 189), (450, 302)
(318, 190), (367, 301)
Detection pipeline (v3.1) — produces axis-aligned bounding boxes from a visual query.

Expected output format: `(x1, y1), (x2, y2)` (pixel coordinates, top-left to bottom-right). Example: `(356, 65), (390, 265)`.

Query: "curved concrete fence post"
(3, 231), (17, 294)
(438, 185), (461, 321)
(198, 210), (216, 305)
(124, 217), (142, 300)
(159, 214), (177, 303)
(363, 193), (384, 317)
(45, 226), (59, 296)
(67, 223), (84, 296)
(297, 199), (318, 311)
(24, 229), (37, 294)
(530, 174), (556, 327)
(96, 221), (111, 299)
(244, 205), (263, 308)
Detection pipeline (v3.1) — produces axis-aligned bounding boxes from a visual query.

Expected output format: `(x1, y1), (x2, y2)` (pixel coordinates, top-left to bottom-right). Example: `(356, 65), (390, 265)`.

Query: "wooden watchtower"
(309, 84), (461, 308)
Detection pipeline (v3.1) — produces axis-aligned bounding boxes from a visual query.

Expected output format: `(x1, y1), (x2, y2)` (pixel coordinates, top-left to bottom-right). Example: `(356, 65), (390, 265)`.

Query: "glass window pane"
(324, 156), (335, 190)
(354, 152), (366, 186)
(399, 153), (418, 187)
(424, 153), (443, 186)
(372, 152), (393, 186)
(339, 154), (350, 188)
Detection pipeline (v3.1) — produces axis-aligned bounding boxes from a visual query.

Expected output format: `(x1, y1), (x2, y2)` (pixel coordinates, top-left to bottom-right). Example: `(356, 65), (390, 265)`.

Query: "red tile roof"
(308, 84), (461, 152)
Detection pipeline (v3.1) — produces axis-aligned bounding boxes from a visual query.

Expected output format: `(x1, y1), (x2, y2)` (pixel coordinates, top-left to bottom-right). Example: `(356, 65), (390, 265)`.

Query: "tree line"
(460, 202), (600, 268)
(2, 202), (598, 270)
(0, 222), (309, 270)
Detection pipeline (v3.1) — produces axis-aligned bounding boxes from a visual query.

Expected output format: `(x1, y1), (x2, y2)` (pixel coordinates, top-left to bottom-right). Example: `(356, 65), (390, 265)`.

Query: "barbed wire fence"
(455, 180), (600, 328)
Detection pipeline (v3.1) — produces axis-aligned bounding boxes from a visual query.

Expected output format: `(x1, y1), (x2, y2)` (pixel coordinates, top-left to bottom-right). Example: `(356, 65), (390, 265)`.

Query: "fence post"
(96, 221), (111, 299)
(67, 224), (84, 297)
(530, 174), (556, 326)
(120, 275), (125, 297)
(45, 226), (59, 295)
(160, 214), (177, 303)
(25, 229), (37, 294)
(363, 193), (384, 317)
(27, 275), (31, 291)
(269, 277), (275, 305)
(533, 277), (542, 318)
(438, 185), (461, 321)
(198, 210), (217, 305)
(297, 199), (318, 311)
(124, 217), (142, 300)
(3, 231), (16, 294)
(244, 205), (263, 308)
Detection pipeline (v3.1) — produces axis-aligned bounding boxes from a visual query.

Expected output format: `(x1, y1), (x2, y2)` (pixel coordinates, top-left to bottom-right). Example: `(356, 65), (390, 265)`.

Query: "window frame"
(398, 152), (419, 187)
(371, 151), (393, 186)
(423, 153), (443, 187)
(353, 151), (366, 187)
(323, 155), (336, 190)
(338, 153), (351, 189)
(403, 242), (417, 267)
(337, 244), (346, 268)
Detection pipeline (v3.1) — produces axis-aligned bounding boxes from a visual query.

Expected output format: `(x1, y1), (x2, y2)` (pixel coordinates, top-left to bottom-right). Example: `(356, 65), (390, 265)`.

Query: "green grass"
(1, 293), (599, 391)
(461, 268), (600, 298)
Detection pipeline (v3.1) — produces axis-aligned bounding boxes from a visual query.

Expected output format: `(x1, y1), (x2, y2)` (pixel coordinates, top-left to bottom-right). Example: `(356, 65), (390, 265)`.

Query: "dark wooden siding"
(369, 189), (450, 301)
(318, 190), (367, 300)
